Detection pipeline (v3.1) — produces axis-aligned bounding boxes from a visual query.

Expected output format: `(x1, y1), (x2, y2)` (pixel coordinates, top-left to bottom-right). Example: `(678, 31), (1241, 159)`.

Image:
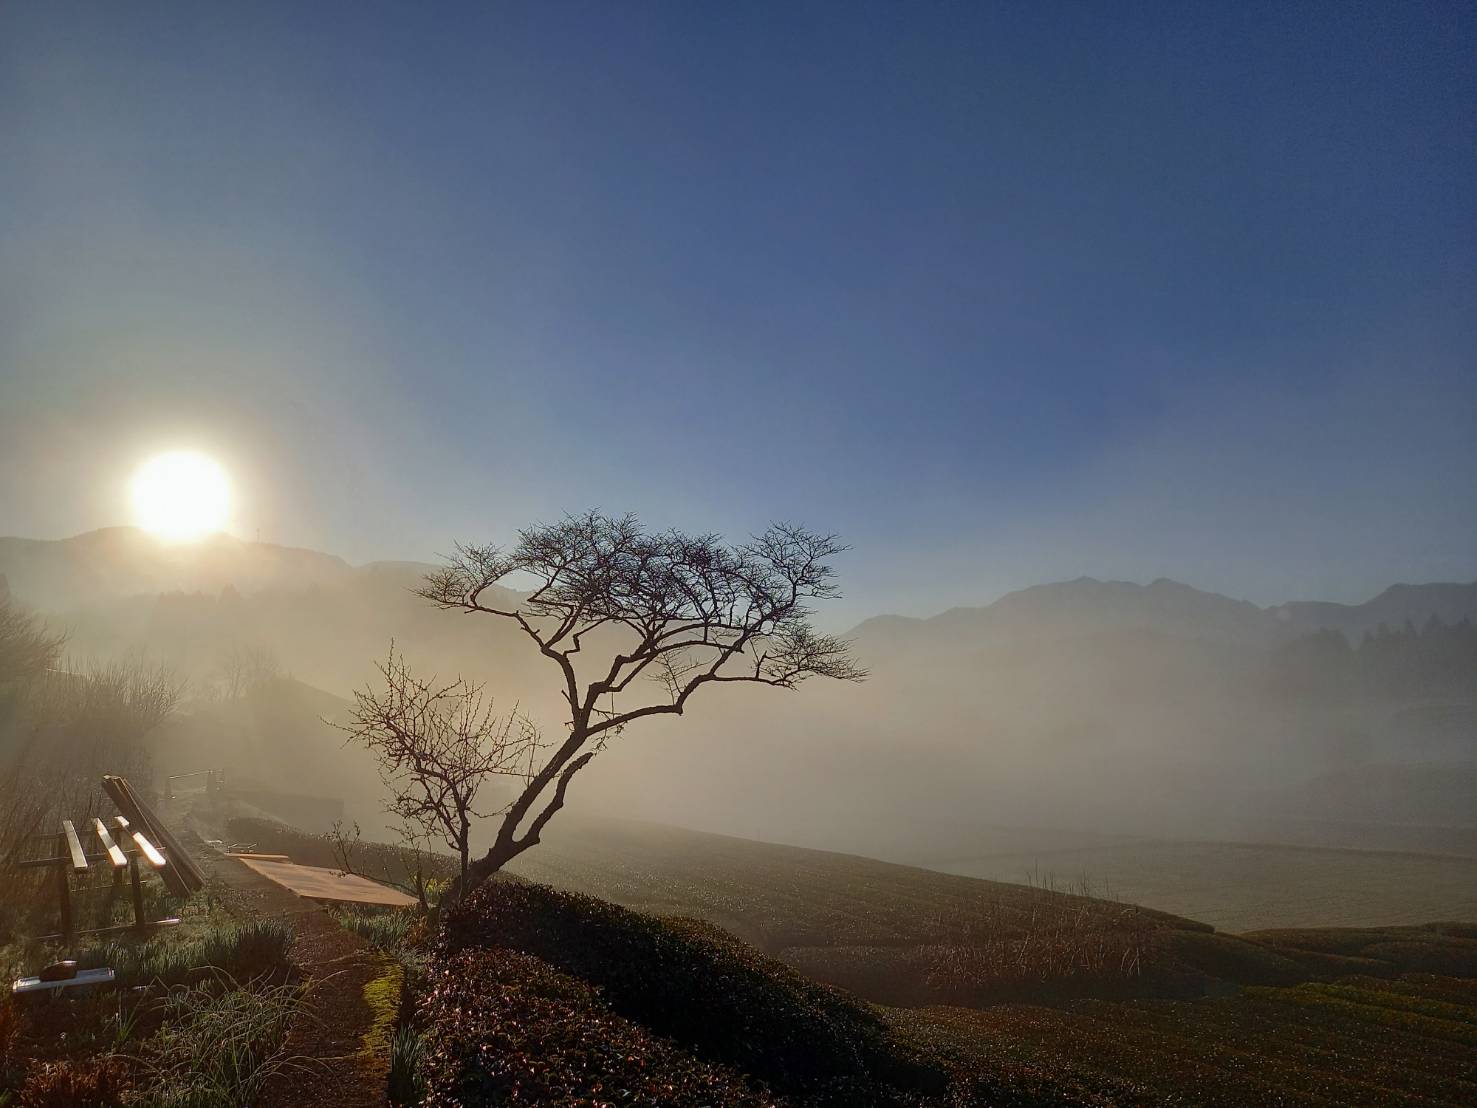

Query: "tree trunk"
(441, 723), (593, 906)
(441, 835), (521, 908)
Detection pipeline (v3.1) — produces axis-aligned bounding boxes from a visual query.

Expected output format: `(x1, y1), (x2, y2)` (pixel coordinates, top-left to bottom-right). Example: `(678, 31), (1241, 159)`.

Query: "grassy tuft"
(131, 972), (308, 1108)
(77, 918), (294, 988)
(387, 1024), (425, 1108)
(329, 907), (416, 953)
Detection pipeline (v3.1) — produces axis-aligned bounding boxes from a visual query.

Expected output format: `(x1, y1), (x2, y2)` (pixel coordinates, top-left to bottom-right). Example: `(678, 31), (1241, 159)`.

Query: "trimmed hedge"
(441, 879), (948, 1105)
(420, 948), (776, 1107)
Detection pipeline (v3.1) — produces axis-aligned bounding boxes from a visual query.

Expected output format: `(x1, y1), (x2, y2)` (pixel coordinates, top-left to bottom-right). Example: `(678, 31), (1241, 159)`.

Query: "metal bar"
(37, 917), (181, 942)
(93, 819), (127, 868)
(61, 821), (90, 873)
(18, 851), (119, 870)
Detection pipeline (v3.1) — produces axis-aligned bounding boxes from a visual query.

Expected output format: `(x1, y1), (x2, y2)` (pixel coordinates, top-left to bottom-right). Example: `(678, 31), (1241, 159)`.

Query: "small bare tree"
(416, 511), (865, 897)
(342, 646), (544, 892)
(329, 817), (440, 911)
(215, 643), (280, 701)
(0, 597), (65, 690)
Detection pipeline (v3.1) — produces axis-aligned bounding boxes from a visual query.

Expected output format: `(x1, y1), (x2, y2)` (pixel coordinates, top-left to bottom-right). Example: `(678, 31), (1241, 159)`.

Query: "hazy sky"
(2, 2), (1473, 623)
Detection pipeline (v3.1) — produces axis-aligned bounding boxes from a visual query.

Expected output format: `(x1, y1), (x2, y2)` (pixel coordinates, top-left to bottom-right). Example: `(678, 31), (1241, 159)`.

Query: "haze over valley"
(5, 525), (1472, 931)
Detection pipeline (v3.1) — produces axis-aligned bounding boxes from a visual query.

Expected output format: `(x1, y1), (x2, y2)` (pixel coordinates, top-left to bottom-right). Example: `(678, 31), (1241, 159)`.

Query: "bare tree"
(415, 511), (865, 897)
(3, 654), (182, 860)
(0, 597), (65, 690)
(341, 646), (544, 892)
(329, 817), (439, 911)
(215, 643), (280, 701)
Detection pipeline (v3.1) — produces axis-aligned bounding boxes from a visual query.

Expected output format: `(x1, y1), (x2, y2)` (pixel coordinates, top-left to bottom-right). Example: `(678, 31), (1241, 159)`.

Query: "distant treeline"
(1273, 617), (1477, 700)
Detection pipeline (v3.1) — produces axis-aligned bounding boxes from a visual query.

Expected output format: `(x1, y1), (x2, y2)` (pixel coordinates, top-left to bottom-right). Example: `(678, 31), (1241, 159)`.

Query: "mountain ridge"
(3, 527), (1474, 644)
(850, 575), (1477, 645)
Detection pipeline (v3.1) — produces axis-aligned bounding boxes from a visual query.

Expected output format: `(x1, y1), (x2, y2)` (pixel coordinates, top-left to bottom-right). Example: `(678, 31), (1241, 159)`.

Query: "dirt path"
(194, 844), (391, 1108)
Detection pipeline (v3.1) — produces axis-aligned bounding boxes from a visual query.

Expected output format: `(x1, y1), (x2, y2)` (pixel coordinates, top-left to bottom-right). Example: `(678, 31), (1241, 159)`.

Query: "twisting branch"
(412, 511), (865, 898)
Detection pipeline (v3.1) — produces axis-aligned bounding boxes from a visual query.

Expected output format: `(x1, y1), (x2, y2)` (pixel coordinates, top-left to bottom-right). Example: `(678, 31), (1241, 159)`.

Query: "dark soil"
(196, 846), (389, 1108)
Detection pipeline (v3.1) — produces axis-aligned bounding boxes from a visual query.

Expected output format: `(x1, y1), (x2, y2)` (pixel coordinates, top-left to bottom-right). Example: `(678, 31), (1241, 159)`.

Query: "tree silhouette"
(414, 511), (865, 895)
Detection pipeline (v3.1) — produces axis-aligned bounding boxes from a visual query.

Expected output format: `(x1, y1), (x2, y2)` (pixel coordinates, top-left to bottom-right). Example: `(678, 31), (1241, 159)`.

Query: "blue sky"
(2, 2), (1473, 622)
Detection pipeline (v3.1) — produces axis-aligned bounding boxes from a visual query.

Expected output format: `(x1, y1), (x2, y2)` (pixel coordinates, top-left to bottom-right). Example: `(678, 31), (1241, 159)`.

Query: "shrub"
(16, 1056), (130, 1108)
(1162, 930), (1308, 989)
(442, 879), (947, 1103)
(420, 948), (774, 1107)
(1361, 940), (1477, 977)
(0, 996), (18, 1062)
(923, 877), (1161, 999)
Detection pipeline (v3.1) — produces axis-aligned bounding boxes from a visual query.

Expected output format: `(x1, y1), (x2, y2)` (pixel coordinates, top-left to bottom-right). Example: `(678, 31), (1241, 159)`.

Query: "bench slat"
(131, 831), (166, 868)
(61, 820), (89, 874)
(92, 819), (128, 868)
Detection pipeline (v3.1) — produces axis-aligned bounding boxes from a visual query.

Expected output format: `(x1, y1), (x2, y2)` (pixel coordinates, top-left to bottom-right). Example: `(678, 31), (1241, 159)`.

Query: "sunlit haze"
(130, 451), (231, 541)
(1, 4), (1471, 621)
(1, 9), (1475, 1101)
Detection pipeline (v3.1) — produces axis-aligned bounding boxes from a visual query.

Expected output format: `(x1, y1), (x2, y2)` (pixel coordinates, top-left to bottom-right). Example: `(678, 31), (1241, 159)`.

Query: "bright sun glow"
(130, 451), (231, 541)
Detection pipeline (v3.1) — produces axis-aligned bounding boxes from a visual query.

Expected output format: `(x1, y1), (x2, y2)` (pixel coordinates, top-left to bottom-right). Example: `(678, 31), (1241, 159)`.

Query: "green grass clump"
(329, 906), (416, 953)
(387, 1024), (425, 1108)
(78, 918), (294, 988)
(131, 973), (306, 1108)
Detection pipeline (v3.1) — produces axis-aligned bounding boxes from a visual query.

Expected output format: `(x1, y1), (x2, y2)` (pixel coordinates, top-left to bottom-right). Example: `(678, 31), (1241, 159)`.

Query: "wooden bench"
(16, 814), (181, 945)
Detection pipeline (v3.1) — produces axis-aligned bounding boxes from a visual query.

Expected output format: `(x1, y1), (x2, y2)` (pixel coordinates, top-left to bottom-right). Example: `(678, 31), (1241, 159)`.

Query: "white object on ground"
(12, 968), (116, 995)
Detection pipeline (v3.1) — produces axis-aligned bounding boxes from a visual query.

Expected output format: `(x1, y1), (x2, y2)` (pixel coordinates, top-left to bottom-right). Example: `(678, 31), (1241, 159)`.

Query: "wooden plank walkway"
(235, 857), (418, 908)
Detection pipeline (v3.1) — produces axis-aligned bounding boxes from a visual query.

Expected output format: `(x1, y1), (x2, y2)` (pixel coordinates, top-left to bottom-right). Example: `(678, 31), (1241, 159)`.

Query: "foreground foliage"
(2, 913), (300, 1107)
(436, 880), (950, 1106)
(421, 948), (777, 1107)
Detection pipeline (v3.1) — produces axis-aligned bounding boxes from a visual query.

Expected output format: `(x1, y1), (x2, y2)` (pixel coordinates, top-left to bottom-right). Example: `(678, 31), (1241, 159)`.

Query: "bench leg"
(130, 857), (146, 930)
(57, 864), (73, 946)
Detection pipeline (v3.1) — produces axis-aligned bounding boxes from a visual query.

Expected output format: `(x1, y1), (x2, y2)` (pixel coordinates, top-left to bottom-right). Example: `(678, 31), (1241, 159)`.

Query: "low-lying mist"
(7, 530), (1473, 872)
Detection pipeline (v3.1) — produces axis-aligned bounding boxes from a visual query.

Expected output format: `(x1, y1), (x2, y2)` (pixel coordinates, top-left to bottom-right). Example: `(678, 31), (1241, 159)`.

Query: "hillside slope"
(428, 871), (1477, 1106)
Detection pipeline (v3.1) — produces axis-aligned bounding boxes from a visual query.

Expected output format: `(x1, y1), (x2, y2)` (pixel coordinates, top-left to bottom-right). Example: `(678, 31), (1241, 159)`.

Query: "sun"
(130, 451), (231, 541)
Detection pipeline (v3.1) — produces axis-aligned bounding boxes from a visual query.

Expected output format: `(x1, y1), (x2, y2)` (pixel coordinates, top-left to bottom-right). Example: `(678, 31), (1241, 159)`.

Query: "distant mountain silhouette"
(0, 527), (359, 610)
(5, 529), (1471, 645)
(852, 575), (1477, 658)
(1270, 582), (1477, 638)
(851, 577), (1278, 657)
